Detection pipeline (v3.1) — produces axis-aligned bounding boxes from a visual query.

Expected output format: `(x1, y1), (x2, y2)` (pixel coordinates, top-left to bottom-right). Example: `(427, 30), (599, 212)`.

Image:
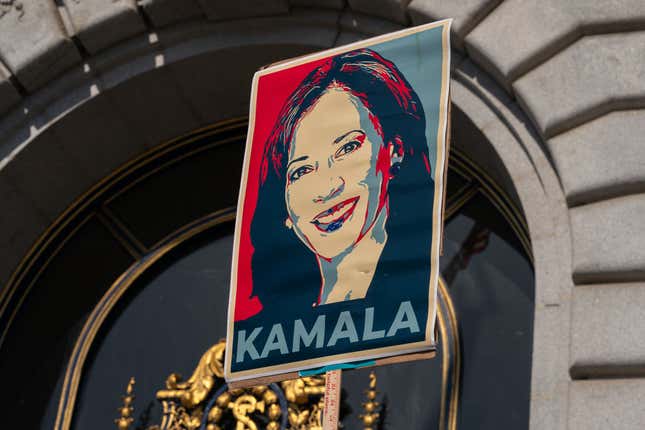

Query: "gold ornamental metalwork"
(114, 340), (380, 430)
(359, 372), (380, 430)
(115, 377), (136, 430)
(282, 376), (325, 429)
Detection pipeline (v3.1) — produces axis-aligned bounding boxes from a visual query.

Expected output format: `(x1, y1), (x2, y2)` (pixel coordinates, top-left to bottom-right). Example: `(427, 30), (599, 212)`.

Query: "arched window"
(0, 117), (533, 430)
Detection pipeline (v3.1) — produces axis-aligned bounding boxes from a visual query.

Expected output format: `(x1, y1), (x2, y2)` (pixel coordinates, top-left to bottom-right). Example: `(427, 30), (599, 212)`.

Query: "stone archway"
(1, 2), (644, 429)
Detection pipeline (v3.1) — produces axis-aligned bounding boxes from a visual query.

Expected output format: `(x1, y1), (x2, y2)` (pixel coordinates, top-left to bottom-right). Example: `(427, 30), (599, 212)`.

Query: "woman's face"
(284, 86), (394, 259)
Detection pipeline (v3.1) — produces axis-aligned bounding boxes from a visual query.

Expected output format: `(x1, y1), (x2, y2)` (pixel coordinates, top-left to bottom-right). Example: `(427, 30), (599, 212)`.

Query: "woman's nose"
(313, 176), (345, 203)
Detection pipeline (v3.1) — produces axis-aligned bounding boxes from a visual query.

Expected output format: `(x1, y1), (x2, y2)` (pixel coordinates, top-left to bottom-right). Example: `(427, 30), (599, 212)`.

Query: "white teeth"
(317, 214), (339, 223)
(313, 199), (356, 224)
(316, 211), (344, 223)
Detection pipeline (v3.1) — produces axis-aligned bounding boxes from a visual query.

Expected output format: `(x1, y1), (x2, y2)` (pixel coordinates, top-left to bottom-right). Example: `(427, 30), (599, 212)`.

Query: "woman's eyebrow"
(333, 129), (364, 145)
(287, 155), (308, 169)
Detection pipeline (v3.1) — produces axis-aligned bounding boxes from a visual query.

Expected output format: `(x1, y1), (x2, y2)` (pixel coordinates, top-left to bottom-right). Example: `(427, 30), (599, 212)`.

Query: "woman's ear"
(388, 139), (404, 178)
(388, 137), (405, 166)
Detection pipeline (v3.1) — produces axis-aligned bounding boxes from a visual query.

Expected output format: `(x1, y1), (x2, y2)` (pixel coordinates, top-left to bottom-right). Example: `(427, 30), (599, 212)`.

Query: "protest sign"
(226, 20), (452, 386)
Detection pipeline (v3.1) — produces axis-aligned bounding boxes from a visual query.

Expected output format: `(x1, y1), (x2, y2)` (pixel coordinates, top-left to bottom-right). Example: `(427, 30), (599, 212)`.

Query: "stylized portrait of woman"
(226, 21), (451, 381)
(249, 48), (435, 319)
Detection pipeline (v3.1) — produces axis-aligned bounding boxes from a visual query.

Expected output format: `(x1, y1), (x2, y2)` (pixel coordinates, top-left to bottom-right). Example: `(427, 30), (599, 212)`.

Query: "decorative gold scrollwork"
(115, 340), (380, 430)
(281, 377), (325, 430)
(157, 341), (226, 409)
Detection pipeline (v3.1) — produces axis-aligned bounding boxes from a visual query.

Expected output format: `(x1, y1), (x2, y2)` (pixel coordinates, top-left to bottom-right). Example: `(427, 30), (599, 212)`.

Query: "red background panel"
(235, 57), (328, 321)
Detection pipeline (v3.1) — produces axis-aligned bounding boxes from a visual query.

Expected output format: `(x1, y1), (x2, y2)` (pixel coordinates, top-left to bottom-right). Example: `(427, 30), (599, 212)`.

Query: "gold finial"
(359, 371), (380, 430)
(115, 377), (136, 430)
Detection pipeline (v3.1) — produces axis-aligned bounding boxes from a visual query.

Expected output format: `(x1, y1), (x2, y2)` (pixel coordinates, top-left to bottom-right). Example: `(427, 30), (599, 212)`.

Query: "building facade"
(1, 1), (644, 429)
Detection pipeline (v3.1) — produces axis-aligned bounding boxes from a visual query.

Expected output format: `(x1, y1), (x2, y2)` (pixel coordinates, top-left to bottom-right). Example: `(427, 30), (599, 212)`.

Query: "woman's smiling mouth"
(311, 196), (360, 233)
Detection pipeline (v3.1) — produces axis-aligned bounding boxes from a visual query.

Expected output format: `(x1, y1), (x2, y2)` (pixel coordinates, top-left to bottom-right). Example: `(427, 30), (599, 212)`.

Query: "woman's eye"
(335, 140), (362, 158)
(289, 166), (313, 182)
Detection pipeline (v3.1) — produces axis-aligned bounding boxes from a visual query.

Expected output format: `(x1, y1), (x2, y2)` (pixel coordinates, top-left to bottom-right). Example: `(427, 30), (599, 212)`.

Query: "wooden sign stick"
(322, 369), (342, 430)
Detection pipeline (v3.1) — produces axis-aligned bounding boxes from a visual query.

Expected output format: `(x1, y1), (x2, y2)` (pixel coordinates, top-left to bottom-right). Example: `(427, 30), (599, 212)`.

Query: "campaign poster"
(225, 20), (452, 384)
